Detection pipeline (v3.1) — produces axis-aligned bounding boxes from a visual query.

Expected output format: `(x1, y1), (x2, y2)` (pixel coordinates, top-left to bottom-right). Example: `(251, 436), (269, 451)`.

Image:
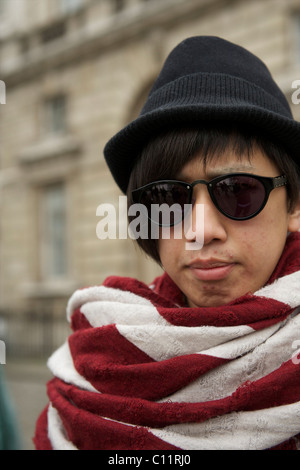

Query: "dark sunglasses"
(132, 173), (287, 226)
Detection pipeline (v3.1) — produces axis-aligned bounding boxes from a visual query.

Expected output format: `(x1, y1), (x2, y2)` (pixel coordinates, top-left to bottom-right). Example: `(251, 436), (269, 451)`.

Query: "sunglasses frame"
(132, 173), (287, 225)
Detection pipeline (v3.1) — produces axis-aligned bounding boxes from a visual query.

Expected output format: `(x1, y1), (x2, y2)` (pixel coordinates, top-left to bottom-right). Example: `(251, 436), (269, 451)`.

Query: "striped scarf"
(34, 233), (300, 450)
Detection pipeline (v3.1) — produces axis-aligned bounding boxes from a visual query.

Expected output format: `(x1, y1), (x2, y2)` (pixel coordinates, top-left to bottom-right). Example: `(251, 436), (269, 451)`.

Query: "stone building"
(1, 0), (300, 355)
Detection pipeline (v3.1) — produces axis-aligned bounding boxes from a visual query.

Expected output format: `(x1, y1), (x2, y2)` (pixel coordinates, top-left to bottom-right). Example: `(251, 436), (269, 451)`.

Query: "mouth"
(188, 259), (236, 281)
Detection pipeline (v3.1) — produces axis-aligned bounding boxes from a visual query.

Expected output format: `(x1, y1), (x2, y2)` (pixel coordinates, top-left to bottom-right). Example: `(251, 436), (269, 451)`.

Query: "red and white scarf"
(34, 233), (300, 450)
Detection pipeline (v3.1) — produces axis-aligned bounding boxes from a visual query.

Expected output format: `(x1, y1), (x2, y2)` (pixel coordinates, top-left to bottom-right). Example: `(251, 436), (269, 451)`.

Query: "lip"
(188, 259), (236, 281)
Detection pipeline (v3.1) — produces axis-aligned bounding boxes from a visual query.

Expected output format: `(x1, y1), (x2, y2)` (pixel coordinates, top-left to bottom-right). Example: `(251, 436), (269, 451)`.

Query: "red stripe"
(36, 356), (300, 450)
(47, 382), (179, 450)
(102, 275), (292, 328)
(33, 406), (53, 450)
(236, 359), (300, 411)
(156, 299), (291, 329)
(68, 324), (227, 400)
(70, 307), (92, 331)
(46, 357), (300, 430)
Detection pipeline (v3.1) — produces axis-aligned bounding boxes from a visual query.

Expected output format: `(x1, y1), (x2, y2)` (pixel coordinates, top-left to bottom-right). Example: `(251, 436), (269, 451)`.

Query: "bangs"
(129, 124), (257, 189)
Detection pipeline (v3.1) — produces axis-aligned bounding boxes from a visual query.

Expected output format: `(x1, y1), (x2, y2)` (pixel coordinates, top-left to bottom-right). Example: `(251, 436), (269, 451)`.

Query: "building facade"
(1, 0), (300, 354)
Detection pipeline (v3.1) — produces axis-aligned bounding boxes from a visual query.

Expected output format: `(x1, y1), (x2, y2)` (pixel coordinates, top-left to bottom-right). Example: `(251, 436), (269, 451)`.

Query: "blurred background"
(1, 0), (300, 450)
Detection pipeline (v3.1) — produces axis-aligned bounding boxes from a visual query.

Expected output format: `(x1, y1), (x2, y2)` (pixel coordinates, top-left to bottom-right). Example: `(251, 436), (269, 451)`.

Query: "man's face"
(158, 146), (300, 308)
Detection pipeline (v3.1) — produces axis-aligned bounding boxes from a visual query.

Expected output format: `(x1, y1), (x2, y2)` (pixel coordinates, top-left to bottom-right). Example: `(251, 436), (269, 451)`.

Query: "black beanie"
(104, 36), (300, 193)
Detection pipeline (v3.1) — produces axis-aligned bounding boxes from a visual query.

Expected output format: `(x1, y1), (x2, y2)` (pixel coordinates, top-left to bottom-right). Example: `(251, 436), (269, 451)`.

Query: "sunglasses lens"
(213, 175), (266, 219)
(140, 183), (189, 225)
(136, 175), (269, 225)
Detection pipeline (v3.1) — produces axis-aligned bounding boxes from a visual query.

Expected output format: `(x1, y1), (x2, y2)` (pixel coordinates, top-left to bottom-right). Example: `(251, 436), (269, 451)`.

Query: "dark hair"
(126, 123), (300, 264)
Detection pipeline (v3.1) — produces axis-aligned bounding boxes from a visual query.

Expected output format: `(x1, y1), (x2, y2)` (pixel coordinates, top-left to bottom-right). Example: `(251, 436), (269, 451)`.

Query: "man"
(34, 36), (300, 450)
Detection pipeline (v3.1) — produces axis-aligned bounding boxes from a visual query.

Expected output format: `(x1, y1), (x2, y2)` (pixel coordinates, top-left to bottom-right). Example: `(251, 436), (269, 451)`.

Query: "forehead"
(177, 146), (279, 180)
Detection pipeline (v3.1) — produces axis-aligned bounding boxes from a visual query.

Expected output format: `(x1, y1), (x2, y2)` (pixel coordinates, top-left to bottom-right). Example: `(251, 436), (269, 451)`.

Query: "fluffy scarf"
(34, 233), (300, 450)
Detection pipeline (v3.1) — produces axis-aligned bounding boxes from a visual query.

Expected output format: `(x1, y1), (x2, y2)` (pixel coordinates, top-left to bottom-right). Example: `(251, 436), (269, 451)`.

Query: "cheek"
(158, 236), (185, 272)
(238, 218), (287, 279)
(240, 229), (267, 255)
(159, 236), (178, 259)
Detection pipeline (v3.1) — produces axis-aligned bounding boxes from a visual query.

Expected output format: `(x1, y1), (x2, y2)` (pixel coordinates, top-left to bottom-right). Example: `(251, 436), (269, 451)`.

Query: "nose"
(184, 185), (228, 247)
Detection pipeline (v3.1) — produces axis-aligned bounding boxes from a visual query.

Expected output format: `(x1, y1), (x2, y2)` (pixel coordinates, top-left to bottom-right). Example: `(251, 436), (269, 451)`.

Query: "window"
(40, 183), (67, 279)
(114, 0), (126, 13)
(41, 22), (66, 43)
(44, 95), (67, 135)
(0, 80), (5, 104)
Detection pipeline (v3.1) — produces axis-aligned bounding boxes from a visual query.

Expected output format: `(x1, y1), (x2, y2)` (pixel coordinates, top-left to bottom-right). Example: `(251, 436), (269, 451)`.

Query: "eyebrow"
(207, 165), (256, 177)
(178, 165), (256, 181)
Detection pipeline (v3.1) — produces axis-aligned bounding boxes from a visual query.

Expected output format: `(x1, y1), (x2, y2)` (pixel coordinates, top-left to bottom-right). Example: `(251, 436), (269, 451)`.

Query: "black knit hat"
(104, 36), (300, 193)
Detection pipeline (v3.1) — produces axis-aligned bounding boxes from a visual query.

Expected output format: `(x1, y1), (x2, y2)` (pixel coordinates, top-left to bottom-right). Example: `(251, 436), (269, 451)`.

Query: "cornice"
(1, 0), (220, 87)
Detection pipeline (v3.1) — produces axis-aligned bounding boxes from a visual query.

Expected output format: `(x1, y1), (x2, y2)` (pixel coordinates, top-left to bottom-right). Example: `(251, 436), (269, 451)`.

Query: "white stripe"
(47, 341), (99, 393)
(159, 310), (300, 403)
(255, 271), (300, 307)
(199, 322), (281, 359)
(116, 324), (253, 361)
(151, 401), (300, 450)
(81, 300), (169, 329)
(66, 285), (155, 322)
(47, 404), (78, 450)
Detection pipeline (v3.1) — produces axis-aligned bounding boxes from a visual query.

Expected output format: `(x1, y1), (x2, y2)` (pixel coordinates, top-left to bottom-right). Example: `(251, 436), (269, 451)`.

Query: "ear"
(288, 198), (300, 232)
